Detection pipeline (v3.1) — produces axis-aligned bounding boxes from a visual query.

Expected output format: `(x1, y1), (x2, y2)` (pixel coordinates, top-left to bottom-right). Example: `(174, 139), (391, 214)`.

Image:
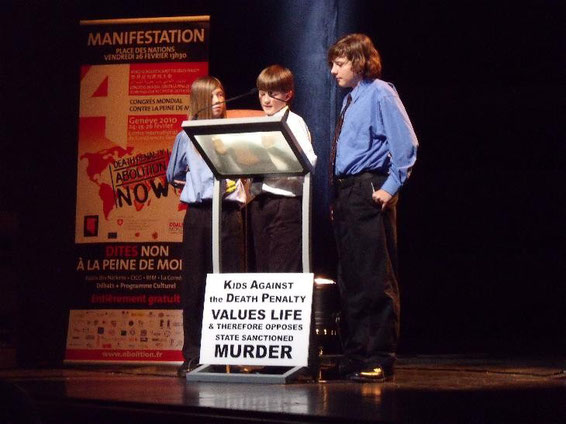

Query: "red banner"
(66, 16), (210, 363)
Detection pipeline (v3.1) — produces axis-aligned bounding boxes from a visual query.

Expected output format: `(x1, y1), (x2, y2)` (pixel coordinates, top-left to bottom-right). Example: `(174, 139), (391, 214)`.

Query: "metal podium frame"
(181, 110), (314, 383)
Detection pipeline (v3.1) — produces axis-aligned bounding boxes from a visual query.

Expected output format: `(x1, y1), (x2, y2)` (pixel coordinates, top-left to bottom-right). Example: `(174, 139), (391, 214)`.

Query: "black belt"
(188, 200), (241, 210)
(253, 192), (282, 200)
(335, 170), (387, 189)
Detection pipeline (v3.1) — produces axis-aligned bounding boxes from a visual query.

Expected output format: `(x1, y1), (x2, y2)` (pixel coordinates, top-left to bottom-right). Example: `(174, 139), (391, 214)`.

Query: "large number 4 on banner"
(80, 64), (130, 146)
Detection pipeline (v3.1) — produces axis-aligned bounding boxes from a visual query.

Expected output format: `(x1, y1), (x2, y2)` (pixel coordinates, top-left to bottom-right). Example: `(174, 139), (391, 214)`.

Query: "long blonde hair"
(189, 76), (226, 120)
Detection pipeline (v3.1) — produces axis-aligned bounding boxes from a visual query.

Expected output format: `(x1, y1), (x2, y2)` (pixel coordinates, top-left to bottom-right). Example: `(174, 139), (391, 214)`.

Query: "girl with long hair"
(167, 76), (246, 377)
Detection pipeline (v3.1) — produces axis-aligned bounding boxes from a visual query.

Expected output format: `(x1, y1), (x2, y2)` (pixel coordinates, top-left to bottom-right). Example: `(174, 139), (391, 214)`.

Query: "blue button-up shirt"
(166, 131), (246, 204)
(335, 79), (418, 195)
(166, 130), (214, 204)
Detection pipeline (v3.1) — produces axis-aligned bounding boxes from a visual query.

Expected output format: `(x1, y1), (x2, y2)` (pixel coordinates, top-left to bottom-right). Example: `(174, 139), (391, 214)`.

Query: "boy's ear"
(285, 90), (293, 102)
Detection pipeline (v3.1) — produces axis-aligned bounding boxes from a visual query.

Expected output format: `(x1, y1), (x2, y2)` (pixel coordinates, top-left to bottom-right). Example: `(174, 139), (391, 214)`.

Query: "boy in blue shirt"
(328, 34), (418, 382)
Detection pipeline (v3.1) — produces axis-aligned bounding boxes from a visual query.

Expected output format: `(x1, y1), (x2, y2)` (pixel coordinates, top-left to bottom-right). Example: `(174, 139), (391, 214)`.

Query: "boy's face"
(331, 56), (362, 88)
(258, 90), (291, 116)
(211, 87), (226, 118)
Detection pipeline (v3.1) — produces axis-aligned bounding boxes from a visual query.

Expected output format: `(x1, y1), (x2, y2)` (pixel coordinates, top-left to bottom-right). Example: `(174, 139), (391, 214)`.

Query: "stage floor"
(1, 356), (565, 423)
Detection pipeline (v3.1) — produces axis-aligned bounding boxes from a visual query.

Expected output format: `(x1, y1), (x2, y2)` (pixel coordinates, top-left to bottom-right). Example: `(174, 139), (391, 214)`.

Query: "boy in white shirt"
(249, 65), (317, 272)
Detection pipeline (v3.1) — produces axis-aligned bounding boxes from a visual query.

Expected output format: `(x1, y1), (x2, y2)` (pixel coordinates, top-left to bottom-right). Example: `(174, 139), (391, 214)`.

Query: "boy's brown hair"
(328, 33), (382, 79)
(256, 65), (295, 101)
(189, 76), (226, 120)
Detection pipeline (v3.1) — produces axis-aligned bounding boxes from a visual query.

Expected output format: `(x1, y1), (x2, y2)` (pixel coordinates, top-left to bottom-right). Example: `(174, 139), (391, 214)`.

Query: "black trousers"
(181, 202), (244, 361)
(332, 173), (400, 370)
(249, 195), (302, 272)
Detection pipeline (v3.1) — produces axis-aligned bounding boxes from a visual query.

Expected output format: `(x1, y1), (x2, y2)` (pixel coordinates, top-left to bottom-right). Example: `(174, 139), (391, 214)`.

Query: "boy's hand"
(212, 137), (227, 154)
(372, 189), (392, 211)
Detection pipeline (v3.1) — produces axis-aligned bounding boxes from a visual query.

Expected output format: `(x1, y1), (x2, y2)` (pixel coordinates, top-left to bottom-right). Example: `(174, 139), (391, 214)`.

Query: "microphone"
(267, 91), (290, 103)
(192, 88), (258, 119)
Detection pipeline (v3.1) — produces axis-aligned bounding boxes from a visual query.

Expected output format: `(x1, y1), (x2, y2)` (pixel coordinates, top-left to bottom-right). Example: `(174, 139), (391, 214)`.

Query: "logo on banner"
(168, 221), (183, 234)
(109, 149), (171, 211)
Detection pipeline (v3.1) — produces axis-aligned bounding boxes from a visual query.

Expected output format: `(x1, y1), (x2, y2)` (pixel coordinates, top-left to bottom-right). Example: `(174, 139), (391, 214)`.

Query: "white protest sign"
(199, 273), (314, 367)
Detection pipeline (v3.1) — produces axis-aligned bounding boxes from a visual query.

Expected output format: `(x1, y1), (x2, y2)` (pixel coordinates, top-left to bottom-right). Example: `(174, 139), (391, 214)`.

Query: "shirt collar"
(349, 78), (373, 102)
(272, 105), (290, 117)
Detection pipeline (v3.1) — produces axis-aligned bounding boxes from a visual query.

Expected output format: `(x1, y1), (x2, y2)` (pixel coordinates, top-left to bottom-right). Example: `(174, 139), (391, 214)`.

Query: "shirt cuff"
(380, 177), (400, 197)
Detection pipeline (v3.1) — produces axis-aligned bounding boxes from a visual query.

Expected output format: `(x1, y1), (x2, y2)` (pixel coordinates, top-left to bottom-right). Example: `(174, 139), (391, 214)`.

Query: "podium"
(182, 108), (314, 274)
(181, 109), (315, 383)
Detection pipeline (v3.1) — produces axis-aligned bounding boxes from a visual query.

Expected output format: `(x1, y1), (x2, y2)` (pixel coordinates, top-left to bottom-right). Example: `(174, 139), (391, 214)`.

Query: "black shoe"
(338, 357), (363, 378)
(349, 365), (394, 383)
(177, 358), (199, 378)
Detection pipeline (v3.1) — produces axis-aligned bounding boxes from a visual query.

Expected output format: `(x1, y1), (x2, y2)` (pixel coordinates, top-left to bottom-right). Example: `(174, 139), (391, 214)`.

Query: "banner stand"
(182, 112), (315, 384)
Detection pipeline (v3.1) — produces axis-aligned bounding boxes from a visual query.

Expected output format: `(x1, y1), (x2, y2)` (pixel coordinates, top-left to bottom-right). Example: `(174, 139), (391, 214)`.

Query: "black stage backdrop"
(2, 0), (564, 366)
